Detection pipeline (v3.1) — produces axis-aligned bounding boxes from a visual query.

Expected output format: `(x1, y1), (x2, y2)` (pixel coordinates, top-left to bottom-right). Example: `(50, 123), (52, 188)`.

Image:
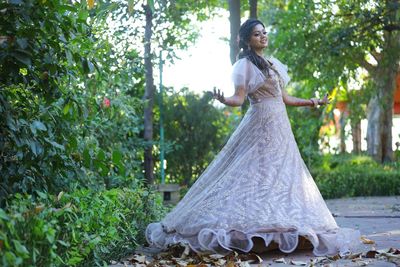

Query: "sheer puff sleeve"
(231, 58), (267, 95)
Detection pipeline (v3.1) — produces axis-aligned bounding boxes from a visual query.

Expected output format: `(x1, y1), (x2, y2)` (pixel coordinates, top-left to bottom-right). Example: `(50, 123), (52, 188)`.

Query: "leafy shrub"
(312, 154), (400, 199)
(0, 187), (165, 267)
(0, 0), (147, 203)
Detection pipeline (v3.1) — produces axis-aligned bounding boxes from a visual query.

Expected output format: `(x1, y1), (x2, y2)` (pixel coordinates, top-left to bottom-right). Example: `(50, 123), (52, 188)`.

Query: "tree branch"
(371, 51), (382, 62)
(359, 57), (377, 74)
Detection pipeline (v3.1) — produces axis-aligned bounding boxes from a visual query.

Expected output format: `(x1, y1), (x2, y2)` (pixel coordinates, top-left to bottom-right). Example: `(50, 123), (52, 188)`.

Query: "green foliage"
(0, 0), (146, 202)
(312, 154), (400, 199)
(156, 88), (237, 186)
(0, 187), (165, 267)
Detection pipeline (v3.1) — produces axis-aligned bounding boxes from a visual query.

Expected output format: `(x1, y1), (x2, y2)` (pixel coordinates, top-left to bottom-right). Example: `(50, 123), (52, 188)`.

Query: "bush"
(312, 154), (400, 199)
(0, 187), (165, 267)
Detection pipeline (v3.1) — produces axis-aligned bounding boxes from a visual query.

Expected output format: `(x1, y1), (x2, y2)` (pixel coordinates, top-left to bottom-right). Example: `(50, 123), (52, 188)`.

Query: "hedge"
(0, 187), (165, 267)
(312, 155), (400, 199)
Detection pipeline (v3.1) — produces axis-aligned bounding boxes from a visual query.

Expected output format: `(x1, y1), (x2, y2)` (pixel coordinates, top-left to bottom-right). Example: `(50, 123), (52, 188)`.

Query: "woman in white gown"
(146, 19), (360, 256)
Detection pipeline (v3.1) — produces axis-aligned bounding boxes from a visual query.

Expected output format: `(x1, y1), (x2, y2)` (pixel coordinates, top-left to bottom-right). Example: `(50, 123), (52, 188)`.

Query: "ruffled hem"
(146, 223), (360, 256)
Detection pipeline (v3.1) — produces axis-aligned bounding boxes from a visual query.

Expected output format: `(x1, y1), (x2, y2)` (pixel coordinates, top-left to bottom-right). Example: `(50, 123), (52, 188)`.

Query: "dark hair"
(237, 19), (271, 73)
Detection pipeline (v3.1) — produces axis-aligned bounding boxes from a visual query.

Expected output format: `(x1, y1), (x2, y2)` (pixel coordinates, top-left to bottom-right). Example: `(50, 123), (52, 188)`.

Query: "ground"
(111, 196), (400, 267)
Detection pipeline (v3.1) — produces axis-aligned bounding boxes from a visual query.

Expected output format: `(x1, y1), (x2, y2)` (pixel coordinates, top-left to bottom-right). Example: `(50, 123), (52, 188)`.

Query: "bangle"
(310, 98), (318, 107)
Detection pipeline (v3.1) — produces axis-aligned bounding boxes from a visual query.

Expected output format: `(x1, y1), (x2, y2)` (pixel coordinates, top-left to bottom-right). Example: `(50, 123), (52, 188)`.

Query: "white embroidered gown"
(146, 57), (360, 256)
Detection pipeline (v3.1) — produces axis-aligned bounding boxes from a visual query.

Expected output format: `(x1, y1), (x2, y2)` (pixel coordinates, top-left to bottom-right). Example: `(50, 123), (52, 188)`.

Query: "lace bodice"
(247, 66), (283, 104)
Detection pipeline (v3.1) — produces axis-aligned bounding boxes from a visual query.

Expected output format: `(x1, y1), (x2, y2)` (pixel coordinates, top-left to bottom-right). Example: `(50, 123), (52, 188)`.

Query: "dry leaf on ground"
(365, 250), (378, 258)
(273, 257), (287, 264)
(290, 260), (308, 265)
(237, 253), (263, 263)
(360, 235), (375, 244)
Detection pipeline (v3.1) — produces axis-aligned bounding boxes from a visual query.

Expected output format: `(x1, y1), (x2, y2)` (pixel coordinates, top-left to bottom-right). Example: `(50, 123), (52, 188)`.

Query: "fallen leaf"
(130, 255), (146, 263)
(215, 259), (226, 266)
(181, 244), (191, 258)
(328, 254), (341, 261)
(273, 257), (287, 264)
(208, 254), (225, 260)
(175, 259), (189, 266)
(388, 248), (400, 254)
(312, 257), (330, 264)
(346, 252), (362, 260)
(290, 260), (308, 266)
(365, 250), (378, 258)
(238, 253), (263, 263)
(360, 236), (375, 245)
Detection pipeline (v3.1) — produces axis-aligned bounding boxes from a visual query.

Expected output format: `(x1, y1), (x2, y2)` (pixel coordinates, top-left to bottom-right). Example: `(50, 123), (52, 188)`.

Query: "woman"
(146, 19), (360, 256)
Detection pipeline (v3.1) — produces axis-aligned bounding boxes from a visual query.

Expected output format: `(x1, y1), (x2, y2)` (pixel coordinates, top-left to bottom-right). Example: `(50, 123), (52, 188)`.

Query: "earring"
(247, 44), (251, 51)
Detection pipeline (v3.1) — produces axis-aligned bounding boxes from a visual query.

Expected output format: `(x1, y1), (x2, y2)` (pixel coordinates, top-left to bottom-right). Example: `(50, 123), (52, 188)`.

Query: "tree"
(157, 89), (237, 186)
(365, 0), (400, 162)
(229, 0), (241, 64)
(0, 0), (146, 202)
(143, 2), (155, 185)
(249, 0), (258, 19)
(111, 0), (221, 185)
(262, 0), (400, 162)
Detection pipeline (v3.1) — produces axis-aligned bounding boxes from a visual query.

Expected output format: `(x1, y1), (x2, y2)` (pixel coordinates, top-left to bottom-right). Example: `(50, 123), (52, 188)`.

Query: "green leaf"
(68, 136), (78, 150)
(65, 50), (74, 66)
(82, 58), (95, 74)
(10, 50), (32, 66)
(63, 101), (71, 115)
(83, 148), (91, 167)
(67, 256), (84, 265)
(57, 240), (70, 247)
(13, 240), (29, 256)
(45, 139), (65, 150)
(97, 149), (105, 161)
(31, 120), (47, 132)
(112, 150), (122, 164)
(0, 209), (10, 220)
(78, 10), (88, 21)
(29, 141), (43, 156)
(37, 191), (47, 199)
(16, 38), (28, 49)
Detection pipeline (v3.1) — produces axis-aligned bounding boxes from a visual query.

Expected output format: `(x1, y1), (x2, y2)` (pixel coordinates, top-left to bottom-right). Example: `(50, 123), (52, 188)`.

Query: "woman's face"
(248, 24), (268, 50)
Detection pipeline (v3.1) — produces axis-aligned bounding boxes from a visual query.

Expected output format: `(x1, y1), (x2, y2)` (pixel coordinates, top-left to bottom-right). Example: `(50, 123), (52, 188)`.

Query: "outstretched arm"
(213, 86), (246, 107)
(282, 89), (330, 107)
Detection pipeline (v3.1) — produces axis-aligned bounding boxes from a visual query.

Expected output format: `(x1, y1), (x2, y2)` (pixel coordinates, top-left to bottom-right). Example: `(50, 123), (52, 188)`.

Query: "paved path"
(259, 196), (400, 266)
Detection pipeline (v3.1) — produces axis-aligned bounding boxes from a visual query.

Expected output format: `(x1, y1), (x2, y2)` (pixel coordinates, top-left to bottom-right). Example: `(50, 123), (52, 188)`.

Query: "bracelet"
(310, 98), (318, 108)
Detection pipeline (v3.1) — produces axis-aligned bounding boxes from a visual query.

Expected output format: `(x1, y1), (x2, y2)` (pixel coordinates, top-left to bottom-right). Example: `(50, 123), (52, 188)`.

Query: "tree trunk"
(143, 4), (155, 184)
(228, 0), (240, 65)
(366, 0), (400, 163)
(366, 44), (399, 162)
(339, 112), (346, 153)
(249, 0), (257, 19)
(351, 121), (361, 154)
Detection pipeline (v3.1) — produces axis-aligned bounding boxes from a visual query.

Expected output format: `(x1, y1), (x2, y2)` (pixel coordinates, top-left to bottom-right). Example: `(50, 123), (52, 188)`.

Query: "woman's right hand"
(213, 87), (225, 104)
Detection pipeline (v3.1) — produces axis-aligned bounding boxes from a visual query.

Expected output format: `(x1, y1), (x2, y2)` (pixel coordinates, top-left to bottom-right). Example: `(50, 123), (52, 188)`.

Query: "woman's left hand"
(318, 93), (331, 106)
